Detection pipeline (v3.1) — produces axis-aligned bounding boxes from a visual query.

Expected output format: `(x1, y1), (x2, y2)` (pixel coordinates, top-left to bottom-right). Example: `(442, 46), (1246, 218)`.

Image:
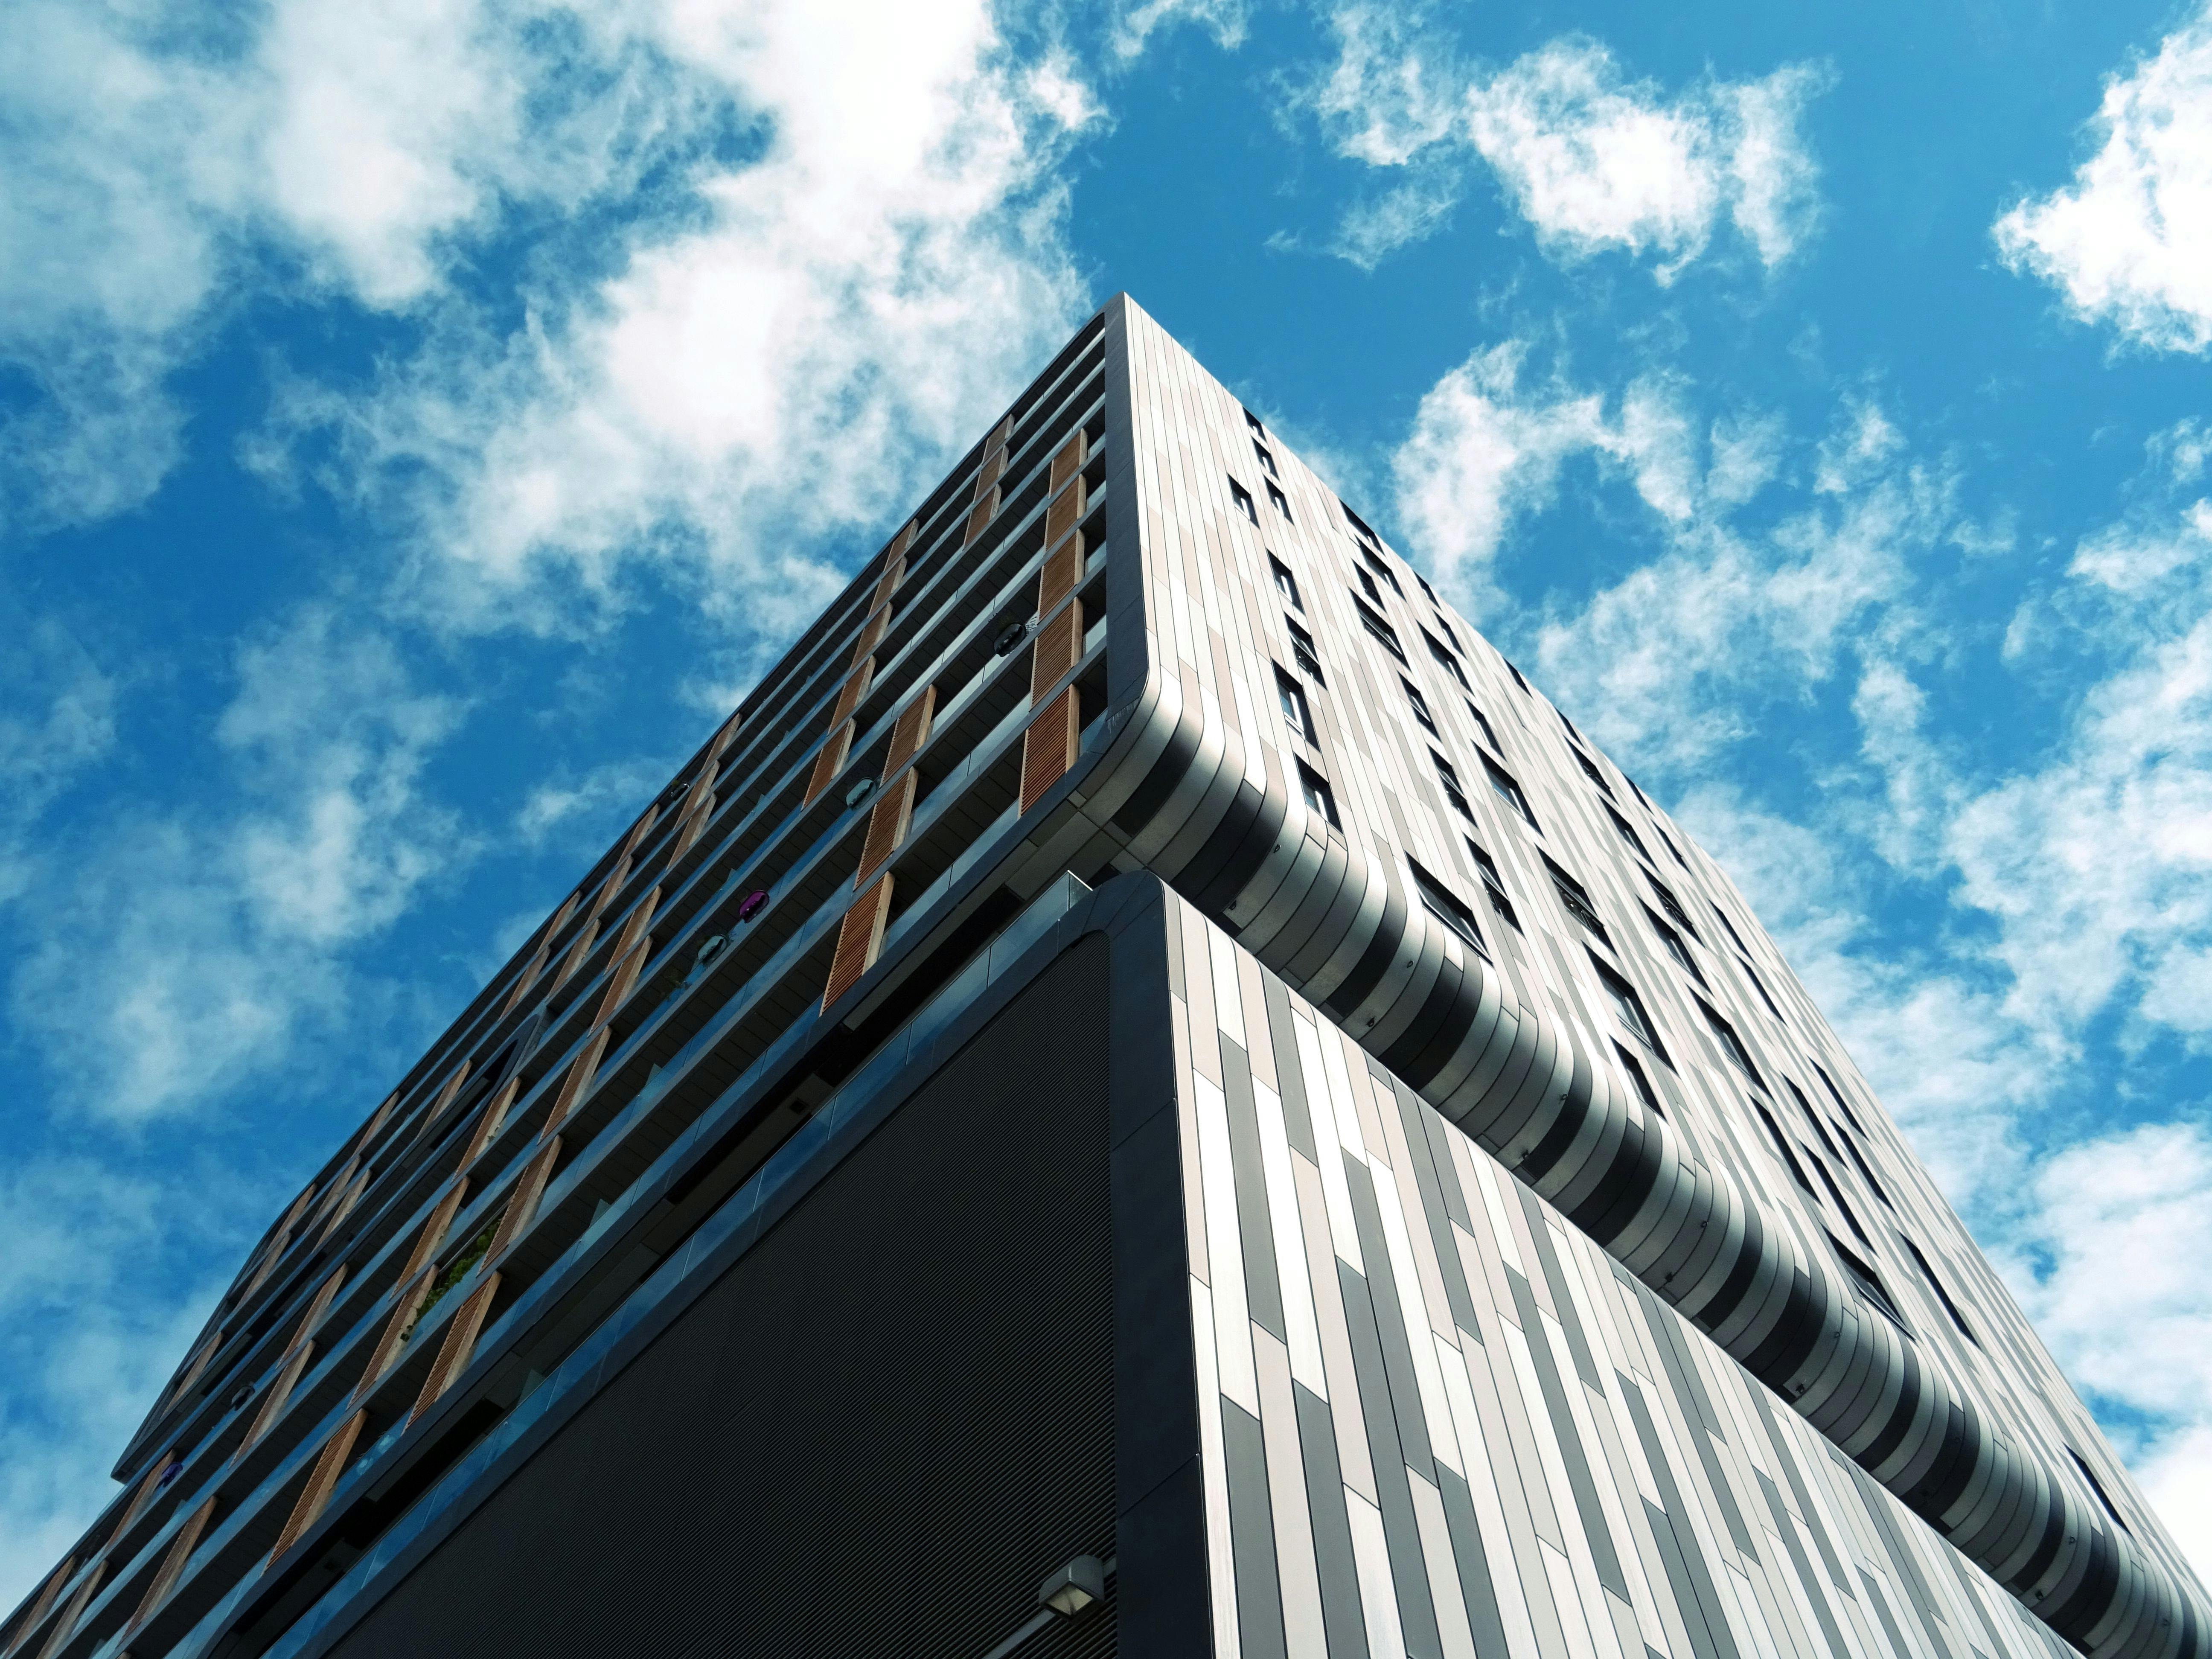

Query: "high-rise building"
(7, 295), (2203, 1659)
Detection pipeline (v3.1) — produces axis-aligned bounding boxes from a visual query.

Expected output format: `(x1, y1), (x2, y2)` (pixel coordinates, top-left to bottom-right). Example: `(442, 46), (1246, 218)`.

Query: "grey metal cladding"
(1047, 296), (2209, 1658)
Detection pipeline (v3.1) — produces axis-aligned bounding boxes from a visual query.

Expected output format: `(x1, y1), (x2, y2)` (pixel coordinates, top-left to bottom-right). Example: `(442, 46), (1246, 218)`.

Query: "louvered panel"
(1036, 537), (1083, 616)
(305, 1153), (359, 1231)
(489, 1135), (563, 1260)
(803, 721), (855, 806)
(831, 657), (875, 725)
(588, 853), (632, 920)
(111, 1449), (177, 1543)
(985, 412), (1013, 453)
(541, 1027), (609, 1139)
(548, 916), (599, 993)
(460, 1079), (518, 1169)
(33, 1562), (103, 1659)
(708, 710), (742, 757)
(591, 937), (652, 1029)
(854, 771), (918, 887)
(268, 1410), (366, 1565)
(622, 801), (659, 853)
(235, 1338), (315, 1459)
(124, 1498), (211, 1637)
(881, 685), (937, 779)
(963, 488), (999, 545)
(1048, 427), (1088, 492)
(976, 447), (1007, 495)
(360, 1090), (399, 1146)
(317, 1166), (371, 1245)
(1029, 598), (1083, 701)
(850, 605), (890, 667)
(297, 1266), (348, 1340)
(1019, 685), (1081, 814)
(409, 1272), (503, 1426)
(11, 1561), (72, 1656)
(608, 885), (660, 961)
(400, 1182), (471, 1282)
(412, 1061), (472, 1144)
(822, 875), (894, 1011)
(1044, 474), (1087, 548)
(353, 1266), (434, 1403)
(870, 556), (905, 611)
(668, 793), (715, 862)
(676, 759), (719, 818)
(501, 940), (549, 1015)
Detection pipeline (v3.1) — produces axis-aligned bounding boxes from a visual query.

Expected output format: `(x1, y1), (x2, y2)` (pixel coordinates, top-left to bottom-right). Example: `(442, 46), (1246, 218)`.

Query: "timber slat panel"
(822, 876), (894, 1011)
(1019, 686), (1080, 814)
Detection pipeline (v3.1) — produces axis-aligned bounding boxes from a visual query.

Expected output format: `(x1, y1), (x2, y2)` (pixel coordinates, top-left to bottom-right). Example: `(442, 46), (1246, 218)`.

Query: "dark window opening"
(1341, 498), (1380, 544)
(1266, 480), (1293, 520)
(1576, 751), (1615, 798)
(1254, 441), (1278, 477)
(1642, 905), (1706, 987)
(1710, 902), (1750, 954)
(1545, 857), (1610, 945)
(1433, 614), (1461, 652)
(1269, 554), (1303, 612)
(1229, 478), (1256, 524)
(1423, 629), (1471, 690)
(1648, 877), (1700, 940)
(1411, 859), (1485, 954)
(1901, 1237), (1979, 1345)
(1655, 823), (1688, 867)
(1560, 709), (1587, 748)
(2068, 1449), (2131, 1534)
(1594, 957), (1670, 1065)
(1297, 761), (1340, 830)
(1287, 619), (1325, 684)
(1784, 1078), (1842, 1158)
(1356, 564), (1386, 605)
(1842, 1134), (1894, 1209)
(1754, 1102), (1818, 1196)
(1613, 1042), (1662, 1117)
(1482, 755), (1538, 830)
(1401, 678), (1439, 736)
(1738, 956), (1787, 1024)
(1606, 804), (1650, 862)
(1697, 998), (1764, 1088)
(1360, 547), (1404, 596)
(1831, 1236), (1908, 1330)
(1275, 667), (1316, 743)
(1353, 596), (1408, 663)
(1415, 572), (1439, 605)
(1432, 751), (1475, 820)
(1813, 1155), (1871, 1245)
(1505, 659), (1531, 693)
(1467, 702), (1499, 751)
(1245, 407), (1266, 438)
(1467, 839), (1521, 932)
(1813, 1062), (1871, 1136)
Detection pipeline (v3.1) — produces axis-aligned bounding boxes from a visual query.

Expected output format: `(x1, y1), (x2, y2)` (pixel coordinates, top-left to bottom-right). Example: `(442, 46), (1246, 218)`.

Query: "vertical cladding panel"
(822, 873), (894, 1010)
(804, 719), (855, 805)
(321, 939), (1117, 1659)
(1021, 687), (1081, 813)
(881, 686), (938, 778)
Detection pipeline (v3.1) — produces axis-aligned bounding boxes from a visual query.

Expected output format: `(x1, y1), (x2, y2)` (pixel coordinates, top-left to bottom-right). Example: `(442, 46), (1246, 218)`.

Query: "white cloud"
(1295, 18), (1826, 278)
(1107, 0), (1250, 61)
(1994, 3), (2212, 354)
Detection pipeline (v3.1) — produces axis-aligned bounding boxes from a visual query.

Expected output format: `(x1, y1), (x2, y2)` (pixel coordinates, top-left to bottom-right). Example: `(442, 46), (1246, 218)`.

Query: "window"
(1276, 667), (1316, 743)
(1432, 614), (1461, 652)
(1606, 803), (1650, 862)
(2067, 1449), (2129, 1532)
(1360, 547), (1404, 596)
(1356, 564), (1385, 605)
(1642, 905), (1706, 987)
(1341, 499), (1380, 546)
(1697, 998), (1764, 1088)
(1353, 596), (1408, 663)
(1423, 629), (1471, 689)
(1831, 1237), (1908, 1329)
(1297, 761), (1340, 829)
(1594, 956), (1669, 1064)
(1545, 857), (1610, 944)
(1410, 858), (1485, 953)
(1813, 1156), (1872, 1245)
(1842, 1134), (1894, 1209)
(1401, 678), (1439, 735)
(1738, 956), (1786, 1024)
(1754, 1102), (1817, 1196)
(1900, 1237), (1978, 1344)
(1626, 774), (1651, 808)
(1560, 709), (1586, 747)
(1575, 751), (1615, 798)
(1613, 1042), (1662, 1117)
(1254, 441), (1278, 477)
(1432, 751), (1475, 819)
(1229, 478), (1256, 524)
(1287, 618), (1325, 684)
(1467, 702), (1499, 751)
(1482, 755), (1539, 829)
(1812, 1062), (1869, 1136)
(1245, 407), (1266, 437)
(1654, 822), (1688, 867)
(1467, 838), (1521, 931)
(1647, 876), (1700, 940)
(1266, 480), (1293, 520)
(1269, 554), (1303, 612)
(1710, 902), (1750, 953)
(1415, 572), (1439, 605)
(1505, 659), (1531, 693)
(1783, 1078), (1842, 1158)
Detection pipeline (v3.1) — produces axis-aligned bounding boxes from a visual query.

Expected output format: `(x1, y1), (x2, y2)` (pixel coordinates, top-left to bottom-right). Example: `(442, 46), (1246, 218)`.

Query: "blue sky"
(4, 0), (2212, 1604)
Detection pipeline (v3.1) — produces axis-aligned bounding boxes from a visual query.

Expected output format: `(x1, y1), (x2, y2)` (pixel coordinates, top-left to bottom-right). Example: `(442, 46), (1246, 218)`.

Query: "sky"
(3, 0), (2211, 1609)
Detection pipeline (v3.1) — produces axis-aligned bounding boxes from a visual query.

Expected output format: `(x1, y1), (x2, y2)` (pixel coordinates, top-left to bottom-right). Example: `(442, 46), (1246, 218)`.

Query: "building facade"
(5, 295), (2204, 1659)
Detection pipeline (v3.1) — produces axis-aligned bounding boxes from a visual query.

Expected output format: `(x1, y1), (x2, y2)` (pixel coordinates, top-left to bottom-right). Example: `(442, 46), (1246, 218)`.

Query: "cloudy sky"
(4, 0), (2211, 1606)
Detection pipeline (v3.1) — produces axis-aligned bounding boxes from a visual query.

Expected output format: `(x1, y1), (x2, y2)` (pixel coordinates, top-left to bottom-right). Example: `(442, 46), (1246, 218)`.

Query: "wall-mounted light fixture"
(1036, 1555), (1105, 1617)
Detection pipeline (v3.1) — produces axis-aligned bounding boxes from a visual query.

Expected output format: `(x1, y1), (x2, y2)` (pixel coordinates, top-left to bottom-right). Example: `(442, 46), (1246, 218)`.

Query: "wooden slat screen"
(1048, 427), (1089, 493)
(541, 1027), (609, 1140)
(268, 1409), (366, 1566)
(547, 914), (600, 995)
(986, 413), (1014, 452)
(963, 489), (999, 546)
(125, 1498), (213, 1637)
(668, 793), (716, 862)
(870, 556), (905, 611)
(591, 937), (652, 1029)
(803, 720), (855, 806)
(414, 1060), (473, 1141)
(607, 885), (660, 963)
(501, 937), (550, 1015)
(854, 771), (917, 888)
(821, 875), (894, 1011)
(235, 1339), (315, 1460)
(407, 1272), (503, 1427)
(297, 1266), (348, 1340)
(1044, 473), (1087, 548)
(977, 447), (1007, 494)
(8, 1560), (72, 1657)
(881, 686), (937, 779)
(851, 605), (890, 667)
(460, 1080), (518, 1169)
(399, 1181), (472, 1283)
(487, 1137), (563, 1263)
(353, 1266), (434, 1403)
(304, 1154), (359, 1231)
(1037, 536), (1083, 617)
(1019, 685), (1081, 814)
(1029, 598), (1083, 701)
(622, 801), (660, 854)
(587, 853), (633, 921)
(317, 1166), (371, 1246)
(30, 1562), (103, 1659)
(830, 656), (875, 725)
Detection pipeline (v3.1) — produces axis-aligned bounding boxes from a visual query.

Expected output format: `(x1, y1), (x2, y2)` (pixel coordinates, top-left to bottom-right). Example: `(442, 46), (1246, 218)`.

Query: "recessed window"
(1481, 754), (1538, 830)
(1432, 613), (1460, 652)
(1467, 838), (1521, 931)
(1254, 441), (1278, 477)
(1360, 547), (1404, 597)
(1296, 761), (1340, 829)
(1606, 804), (1650, 862)
(1423, 629), (1471, 690)
(1593, 956), (1668, 1064)
(1401, 678), (1439, 736)
(1898, 1236), (1977, 1342)
(1266, 480), (1292, 520)
(1286, 618), (1325, 684)
(1784, 1078), (1842, 1158)
(1842, 1133), (1894, 1209)
(1245, 407), (1266, 438)
(1575, 751), (1615, 798)
(1560, 708), (1587, 747)
(1613, 1042), (1662, 1116)
(2066, 1449), (2128, 1532)
(1467, 702), (1499, 752)
(1229, 478), (1257, 524)
(1813, 1154), (1873, 1246)
(1356, 564), (1385, 605)
(1269, 554), (1303, 611)
(1697, 998), (1764, 1088)
(1647, 876), (1700, 940)
(1642, 905), (1706, 987)
(1431, 750), (1475, 820)
(1505, 659), (1531, 694)
(1410, 858), (1485, 953)
(1655, 822), (1688, 867)
(1341, 499), (1380, 546)
(1353, 596), (1407, 663)
(1830, 1236), (1908, 1330)
(1812, 1062), (1870, 1137)
(1737, 955), (1787, 1024)
(1754, 1101), (1818, 1196)
(1709, 902), (1750, 954)
(1275, 667), (1316, 743)
(1415, 571), (1439, 604)
(1545, 856), (1610, 945)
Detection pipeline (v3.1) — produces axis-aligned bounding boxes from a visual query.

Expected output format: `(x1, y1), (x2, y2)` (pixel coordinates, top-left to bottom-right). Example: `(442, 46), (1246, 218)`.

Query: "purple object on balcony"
(736, 889), (769, 923)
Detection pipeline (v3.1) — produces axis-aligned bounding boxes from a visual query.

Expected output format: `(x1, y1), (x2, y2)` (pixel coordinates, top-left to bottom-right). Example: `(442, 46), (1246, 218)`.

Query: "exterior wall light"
(1036, 1554), (1105, 1617)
